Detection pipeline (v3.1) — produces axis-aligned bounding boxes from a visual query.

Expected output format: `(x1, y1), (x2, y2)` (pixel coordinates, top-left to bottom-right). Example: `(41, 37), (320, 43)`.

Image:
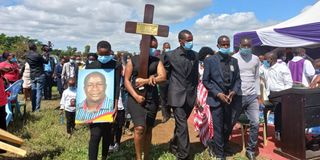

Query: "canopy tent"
(234, 1), (320, 48)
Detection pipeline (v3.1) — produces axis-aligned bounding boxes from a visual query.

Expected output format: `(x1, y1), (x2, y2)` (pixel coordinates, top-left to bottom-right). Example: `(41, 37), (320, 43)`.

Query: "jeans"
(56, 78), (63, 97)
(242, 95), (259, 153)
(31, 74), (45, 112)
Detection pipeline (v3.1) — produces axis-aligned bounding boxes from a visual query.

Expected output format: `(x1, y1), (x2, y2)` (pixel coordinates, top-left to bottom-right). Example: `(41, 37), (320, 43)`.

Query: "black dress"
(127, 55), (160, 127)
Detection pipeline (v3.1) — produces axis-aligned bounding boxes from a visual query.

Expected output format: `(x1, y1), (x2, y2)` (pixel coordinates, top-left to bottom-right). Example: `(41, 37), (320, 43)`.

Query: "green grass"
(0, 87), (256, 160)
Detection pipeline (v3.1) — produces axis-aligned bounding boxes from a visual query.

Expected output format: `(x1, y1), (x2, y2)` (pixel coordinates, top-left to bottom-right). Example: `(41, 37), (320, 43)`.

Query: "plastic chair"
(238, 112), (267, 153)
(5, 80), (24, 126)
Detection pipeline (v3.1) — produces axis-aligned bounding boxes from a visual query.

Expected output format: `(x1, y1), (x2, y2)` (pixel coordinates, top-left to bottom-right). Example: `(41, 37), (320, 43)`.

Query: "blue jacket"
(202, 53), (241, 107)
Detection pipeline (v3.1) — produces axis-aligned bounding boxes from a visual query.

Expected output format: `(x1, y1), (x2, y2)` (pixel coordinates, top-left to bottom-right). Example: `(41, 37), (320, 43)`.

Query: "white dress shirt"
(288, 56), (315, 87)
(260, 62), (293, 95)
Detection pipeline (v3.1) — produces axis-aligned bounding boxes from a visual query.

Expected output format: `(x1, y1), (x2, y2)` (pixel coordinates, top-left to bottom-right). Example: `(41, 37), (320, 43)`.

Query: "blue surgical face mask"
(219, 48), (231, 55)
(98, 55), (113, 64)
(183, 41), (193, 50)
(239, 48), (252, 55)
(10, 57), (17, 63)
(69, 59), (75, 63)
(149, 48), (156, 56)
(262, 60), (270, 68)
(88, 60), (94, 64)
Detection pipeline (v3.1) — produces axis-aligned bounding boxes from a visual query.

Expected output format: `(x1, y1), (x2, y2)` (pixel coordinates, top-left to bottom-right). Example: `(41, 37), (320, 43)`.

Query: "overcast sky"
(0, 0), (318, 53)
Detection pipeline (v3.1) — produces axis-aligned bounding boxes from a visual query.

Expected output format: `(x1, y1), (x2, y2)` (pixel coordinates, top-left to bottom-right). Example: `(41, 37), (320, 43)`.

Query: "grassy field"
(0, 87), (252, 160)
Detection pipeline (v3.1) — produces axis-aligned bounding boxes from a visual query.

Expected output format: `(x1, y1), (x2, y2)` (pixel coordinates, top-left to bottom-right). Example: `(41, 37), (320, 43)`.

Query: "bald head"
(240, 37), (252, 47)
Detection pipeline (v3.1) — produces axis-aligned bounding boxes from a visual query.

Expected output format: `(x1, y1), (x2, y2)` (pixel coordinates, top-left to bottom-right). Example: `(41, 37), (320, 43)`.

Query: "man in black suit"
(202, 35), (241, 160)
(162, 30), (198, 160)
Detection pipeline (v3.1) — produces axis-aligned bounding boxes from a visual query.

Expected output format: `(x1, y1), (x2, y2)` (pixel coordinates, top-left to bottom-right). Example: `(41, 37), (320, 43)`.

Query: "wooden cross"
(125, 4), (169, 83)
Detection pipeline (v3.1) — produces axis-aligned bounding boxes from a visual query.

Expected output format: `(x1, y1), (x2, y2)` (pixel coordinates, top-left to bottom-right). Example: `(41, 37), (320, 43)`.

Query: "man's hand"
(310, 75), (320, 88)
(227, 91), (236, 104)
(60, 109), (64, 115)
(134, 95), (145, 104)
(217, 93), (230, 104)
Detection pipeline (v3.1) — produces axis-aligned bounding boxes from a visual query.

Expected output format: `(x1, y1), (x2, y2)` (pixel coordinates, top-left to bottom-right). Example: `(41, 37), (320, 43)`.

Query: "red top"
(0, 61), (19, 82)
(0, 76), (8, 106)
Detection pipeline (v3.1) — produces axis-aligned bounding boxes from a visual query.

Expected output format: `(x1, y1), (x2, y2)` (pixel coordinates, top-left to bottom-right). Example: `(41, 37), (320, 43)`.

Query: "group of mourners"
(1, 28), (320, 160)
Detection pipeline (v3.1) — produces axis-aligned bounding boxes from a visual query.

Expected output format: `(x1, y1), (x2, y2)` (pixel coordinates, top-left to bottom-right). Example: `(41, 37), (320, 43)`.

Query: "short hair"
(87, 53), (98, 59)
(178, 29), (192, 40)
(41, 45), (49, 51)
(198, 47), (214, 61)
(2, 51), (11, 60)
(293, 48), (306, 56)
(266, 52), (277, 60)
(240, 37), (252, 44)
(163, 42), (170, 46)
(217, 35), (230, 44)
(97, 41), (111, 51)
(68, 77), (76, 83)
(150, 35), (157, 42)
(28, 41), (37, 51)
(84, 72), (106, 86)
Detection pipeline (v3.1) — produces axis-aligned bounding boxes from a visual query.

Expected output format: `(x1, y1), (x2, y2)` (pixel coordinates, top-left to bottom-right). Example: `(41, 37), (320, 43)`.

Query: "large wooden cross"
(125, 4), (169, 83)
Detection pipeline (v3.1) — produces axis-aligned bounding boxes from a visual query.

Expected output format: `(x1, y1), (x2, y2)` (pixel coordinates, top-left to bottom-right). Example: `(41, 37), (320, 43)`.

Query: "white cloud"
(0, 0), (211, 52)
(191, 12), (277, 51)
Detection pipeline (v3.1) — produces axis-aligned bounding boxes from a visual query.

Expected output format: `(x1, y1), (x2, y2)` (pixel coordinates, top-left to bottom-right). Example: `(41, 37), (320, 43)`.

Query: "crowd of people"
(1, 28), (320, 160)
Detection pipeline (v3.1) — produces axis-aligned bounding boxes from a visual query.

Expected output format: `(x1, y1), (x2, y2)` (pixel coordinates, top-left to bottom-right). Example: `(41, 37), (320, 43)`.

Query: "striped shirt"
(76, 97), (114, 123)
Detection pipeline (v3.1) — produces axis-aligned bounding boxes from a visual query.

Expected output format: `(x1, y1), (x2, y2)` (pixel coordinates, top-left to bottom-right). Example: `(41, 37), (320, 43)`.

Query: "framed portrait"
(75, 69), (115, 124)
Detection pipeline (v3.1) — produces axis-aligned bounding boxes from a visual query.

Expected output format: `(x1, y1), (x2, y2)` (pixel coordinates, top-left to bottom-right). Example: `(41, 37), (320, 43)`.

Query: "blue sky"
(170, 0), (317, 32)
(0, 0), (318, 52)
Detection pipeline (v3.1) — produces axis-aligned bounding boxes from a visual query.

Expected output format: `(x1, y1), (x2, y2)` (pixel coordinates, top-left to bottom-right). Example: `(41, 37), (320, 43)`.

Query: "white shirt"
(288, 56), (315, 87)
(260, 62), (293, 95)
(233, 53), (260, 96)
(60, 87), (77, 112)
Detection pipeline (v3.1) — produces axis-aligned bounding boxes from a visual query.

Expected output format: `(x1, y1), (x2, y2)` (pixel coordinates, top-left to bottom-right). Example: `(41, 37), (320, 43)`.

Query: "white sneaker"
(113, 143), (119, 152)
(109, 145), (114, 152)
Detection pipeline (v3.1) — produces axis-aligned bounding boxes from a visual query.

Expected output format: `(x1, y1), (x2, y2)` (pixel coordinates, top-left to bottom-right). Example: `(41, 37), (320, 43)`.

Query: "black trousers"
(110, 110), (125, 145)
(0, 106), (6, 130)
(268, 93), (282, 133)
(170, 103), (193, 160)
(43, 72), (53, 99)
(210, 103), (233, 158)
(65, 111), (75, 134)
(159, 82), (171, 118)
(89, 123), (112, 160)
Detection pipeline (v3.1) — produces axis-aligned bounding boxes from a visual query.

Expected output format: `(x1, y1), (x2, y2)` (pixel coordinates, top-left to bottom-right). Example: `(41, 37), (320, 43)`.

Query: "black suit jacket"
(202, 53), (241, 107)
(162, 47), (199, 107)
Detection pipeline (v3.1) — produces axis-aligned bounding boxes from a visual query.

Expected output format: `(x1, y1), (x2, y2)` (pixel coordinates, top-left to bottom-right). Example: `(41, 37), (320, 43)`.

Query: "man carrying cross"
(162, 30), (199, 160)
